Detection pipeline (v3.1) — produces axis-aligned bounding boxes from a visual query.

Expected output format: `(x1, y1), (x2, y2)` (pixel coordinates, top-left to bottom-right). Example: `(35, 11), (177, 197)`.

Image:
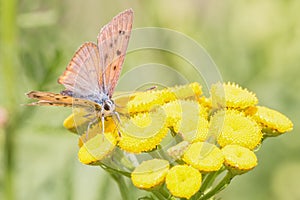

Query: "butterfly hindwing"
(26, 91), (98, 108)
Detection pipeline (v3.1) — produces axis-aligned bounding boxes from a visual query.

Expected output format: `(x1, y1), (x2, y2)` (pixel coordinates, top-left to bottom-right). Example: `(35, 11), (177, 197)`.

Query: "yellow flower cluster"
(63, 81), (293, 199)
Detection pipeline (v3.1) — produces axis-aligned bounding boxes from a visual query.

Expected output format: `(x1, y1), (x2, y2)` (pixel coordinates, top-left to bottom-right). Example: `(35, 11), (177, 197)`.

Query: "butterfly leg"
(85, 118), (98, 140)
(101, 115), (105, 134)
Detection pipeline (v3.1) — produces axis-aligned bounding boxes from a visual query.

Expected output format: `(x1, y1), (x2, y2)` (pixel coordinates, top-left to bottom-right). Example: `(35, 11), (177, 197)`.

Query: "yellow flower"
(222, 145), (257, 174)
(169, 82), (202, 100)
(127, 91), (162, 113)
(162, 100), (208, 135)
(198, 96), (212, 109)
(210, 82), (258, 109)
(131, 159), (169, 189)
(161, 100), (182, 129)
(127, 82), (202, 114)
(166, 165), (202, 199)
(183, 142), (224, 172)
(117, 110), (169, 153)
(179, 114), (209, 143)
(250, 106), (293, 134)
(210, 110), (262, 150)
(78, 132), (117, 165)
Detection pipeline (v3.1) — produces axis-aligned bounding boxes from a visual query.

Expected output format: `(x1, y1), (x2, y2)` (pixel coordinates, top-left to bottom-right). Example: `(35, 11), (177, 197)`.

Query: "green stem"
(151, 190), (168, 200)
(199, 171), (234, 200)
(200, 168), (225, 192)
(110, 172), (130, 200)
(1, 0), (17, 200)
(158, 185), (171, 199)
(100, 163), (131, 178)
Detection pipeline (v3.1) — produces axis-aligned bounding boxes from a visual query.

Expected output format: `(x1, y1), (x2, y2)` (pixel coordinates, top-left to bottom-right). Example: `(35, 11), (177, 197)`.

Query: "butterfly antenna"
(145, 85), (157, 91)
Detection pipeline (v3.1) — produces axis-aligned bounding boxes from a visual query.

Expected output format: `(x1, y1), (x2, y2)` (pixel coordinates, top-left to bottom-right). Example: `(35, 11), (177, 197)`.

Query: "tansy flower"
(179, 114), (209, 143)
(198, 96), (212, 109)
(168, 82), (202, 100)
(78, 117), (118, 147)
(161, 100), (182, 129)
(210, 109), (262, 150)
(162, 100), (208, 134)
(127, 91), (164, 113)
(131, 159), (169, 189)
(165, 165), (202, 199)
(183, 142), (224, 172)
(117, 110), (169, 153)
(78, 132), (117, 165)
(249, 106), (293, 134)
(210, 82), (258, 109)
(222, 145), (257, 174)
(127, 82), (203, 113)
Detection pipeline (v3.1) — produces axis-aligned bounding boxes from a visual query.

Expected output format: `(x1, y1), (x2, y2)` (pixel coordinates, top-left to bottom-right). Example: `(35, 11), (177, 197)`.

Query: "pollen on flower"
(222, 144), (257, 174)
(117, 110), (169, 153)
(210, 82), (258, 109)
(166, 165), (202, 199)
(250, 106), (293, 134)
(210, 109), (262, 150)
(78, 132), (116, 165)
(183, 142), (224, 172)
(131, 159), (169, 189)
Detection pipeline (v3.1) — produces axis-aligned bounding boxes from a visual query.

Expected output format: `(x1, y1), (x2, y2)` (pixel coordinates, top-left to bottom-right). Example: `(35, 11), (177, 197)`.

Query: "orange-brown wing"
(97, 9), (133, 97)
(26, 91), (99, 109)
(57, 42), (102, 97)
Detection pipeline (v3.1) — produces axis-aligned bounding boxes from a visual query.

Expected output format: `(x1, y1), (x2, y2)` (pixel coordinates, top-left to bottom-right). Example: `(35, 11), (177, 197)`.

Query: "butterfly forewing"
(58, 42), (101, 97)
(97, 9), (133, 97)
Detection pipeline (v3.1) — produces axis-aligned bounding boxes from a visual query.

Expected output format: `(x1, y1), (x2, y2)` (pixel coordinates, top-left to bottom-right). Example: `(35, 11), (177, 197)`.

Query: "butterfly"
(26, 9), (133, 134)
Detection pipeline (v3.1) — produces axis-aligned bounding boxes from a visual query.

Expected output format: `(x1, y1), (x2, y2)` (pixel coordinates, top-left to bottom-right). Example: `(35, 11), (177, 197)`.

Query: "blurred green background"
(0, 0), (299, 199)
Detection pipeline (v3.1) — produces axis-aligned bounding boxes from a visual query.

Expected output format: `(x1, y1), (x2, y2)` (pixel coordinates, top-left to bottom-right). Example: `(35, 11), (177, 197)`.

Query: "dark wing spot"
(62, 96), (68, 99)
(55, 97), (61, 100)
(118, 30), (125, 35)
(49, 103), (53, 105)
(33, 95), (41, 98)
(113, 65), (117, 70)
(74, 99), (79, 101)
(116, 50), (121, 56)
(109, 43), (113, 48)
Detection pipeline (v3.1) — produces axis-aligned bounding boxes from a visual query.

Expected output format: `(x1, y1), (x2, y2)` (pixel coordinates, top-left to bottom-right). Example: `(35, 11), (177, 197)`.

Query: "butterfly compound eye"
(104, 103), (110, 111)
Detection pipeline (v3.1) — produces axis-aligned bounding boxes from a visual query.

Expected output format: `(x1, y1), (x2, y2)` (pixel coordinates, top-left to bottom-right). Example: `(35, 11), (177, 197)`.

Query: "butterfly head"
(101, 99), (116, 117)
